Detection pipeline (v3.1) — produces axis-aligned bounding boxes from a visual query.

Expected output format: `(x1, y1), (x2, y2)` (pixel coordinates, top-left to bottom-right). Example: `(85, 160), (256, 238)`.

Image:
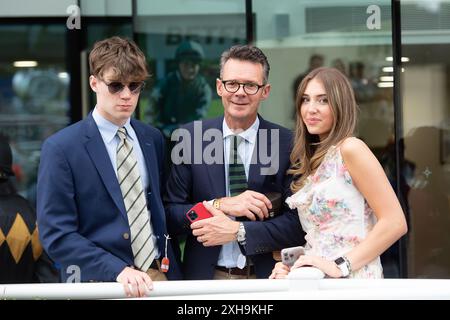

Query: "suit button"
(147, 192), (152, 196)
(123, 233), (130, 240)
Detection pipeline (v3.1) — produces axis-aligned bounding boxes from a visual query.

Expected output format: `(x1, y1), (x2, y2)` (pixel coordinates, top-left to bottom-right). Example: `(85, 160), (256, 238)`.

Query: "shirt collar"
(222, 116), (259, 145)
(92, 106), (133, 143)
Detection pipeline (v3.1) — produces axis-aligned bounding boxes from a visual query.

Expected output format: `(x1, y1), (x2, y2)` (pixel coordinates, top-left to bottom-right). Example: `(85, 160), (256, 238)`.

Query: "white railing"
(2, 278), (450, 300)
(0, 279), (287, 300)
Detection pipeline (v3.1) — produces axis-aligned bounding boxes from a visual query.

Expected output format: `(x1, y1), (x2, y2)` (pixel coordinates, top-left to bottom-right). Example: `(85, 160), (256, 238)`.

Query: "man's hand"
(191, 201), (240, 246)
(116, 266), (153, 298)
(219, 190), (272, 221)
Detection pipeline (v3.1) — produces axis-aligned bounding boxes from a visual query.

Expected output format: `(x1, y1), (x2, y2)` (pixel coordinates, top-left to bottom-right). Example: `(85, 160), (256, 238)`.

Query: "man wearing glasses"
(165, 45), (304, 280)
(37, 37), (182, 297)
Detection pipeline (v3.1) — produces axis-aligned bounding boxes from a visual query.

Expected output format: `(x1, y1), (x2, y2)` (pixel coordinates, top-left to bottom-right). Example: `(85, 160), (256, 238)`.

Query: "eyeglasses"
(101, 79), (145, 95)
(221, 80), (265, 95)
(301, 96), (329, 107)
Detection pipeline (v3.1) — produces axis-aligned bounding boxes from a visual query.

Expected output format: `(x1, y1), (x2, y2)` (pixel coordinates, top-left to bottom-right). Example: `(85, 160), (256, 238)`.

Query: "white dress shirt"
(217, 117), (259, 268)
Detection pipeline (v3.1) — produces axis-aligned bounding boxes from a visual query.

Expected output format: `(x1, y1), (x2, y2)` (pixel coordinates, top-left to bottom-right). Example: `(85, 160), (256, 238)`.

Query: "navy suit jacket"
(165, 115), (305, 279)
(37, 114), (182, 282)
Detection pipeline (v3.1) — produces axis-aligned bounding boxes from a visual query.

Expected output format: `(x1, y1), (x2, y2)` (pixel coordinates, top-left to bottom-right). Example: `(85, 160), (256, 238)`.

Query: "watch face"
(335, 257), (345, 265)
(237, 224), (246, 242)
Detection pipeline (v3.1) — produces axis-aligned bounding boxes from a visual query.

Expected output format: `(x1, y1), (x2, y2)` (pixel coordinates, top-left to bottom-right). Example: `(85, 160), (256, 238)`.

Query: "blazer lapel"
(83, 115), (127, 219)
(131, 120), (164, 225)
(204, 118), (226, 198)
(207, 161), (226, 198)
(248, 115), (268, 191)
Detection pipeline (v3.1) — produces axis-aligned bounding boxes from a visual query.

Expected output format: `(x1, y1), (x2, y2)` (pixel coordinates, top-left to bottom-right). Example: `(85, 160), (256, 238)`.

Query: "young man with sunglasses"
(37, 36), (182, 297)
(165, 45), (304, 280)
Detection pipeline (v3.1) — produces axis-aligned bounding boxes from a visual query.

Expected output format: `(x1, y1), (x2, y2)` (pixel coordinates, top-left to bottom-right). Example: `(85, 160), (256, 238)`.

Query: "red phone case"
(186, 202), (213, 223)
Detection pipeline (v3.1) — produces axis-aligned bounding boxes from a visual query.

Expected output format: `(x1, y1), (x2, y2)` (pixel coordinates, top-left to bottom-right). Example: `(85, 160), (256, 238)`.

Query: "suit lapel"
(204, 118), (226, 197)
(83, 115), (127, 219)
(131, 119), (164, 225)
(207, 161), (227, 198)
(248, 115), (268, 191)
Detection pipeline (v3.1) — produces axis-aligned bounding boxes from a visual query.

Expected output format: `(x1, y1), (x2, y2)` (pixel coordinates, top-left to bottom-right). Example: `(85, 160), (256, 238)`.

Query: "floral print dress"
(286, 145), (383, 278)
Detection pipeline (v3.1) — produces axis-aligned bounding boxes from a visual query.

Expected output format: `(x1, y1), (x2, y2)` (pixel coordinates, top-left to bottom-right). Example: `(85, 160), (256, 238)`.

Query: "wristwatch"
(212, 198), (221, 210)
(236, 222), (246, 244)
(334, 256), (351, 278)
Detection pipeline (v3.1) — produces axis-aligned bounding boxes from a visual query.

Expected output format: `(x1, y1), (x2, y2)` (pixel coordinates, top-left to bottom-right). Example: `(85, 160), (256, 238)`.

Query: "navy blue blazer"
(165, 115), (305, 279)
(37, 114), (182, 282)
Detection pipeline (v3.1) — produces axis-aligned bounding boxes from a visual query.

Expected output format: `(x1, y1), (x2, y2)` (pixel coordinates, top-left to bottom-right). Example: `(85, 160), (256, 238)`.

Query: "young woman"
(270, 67), (407, 278)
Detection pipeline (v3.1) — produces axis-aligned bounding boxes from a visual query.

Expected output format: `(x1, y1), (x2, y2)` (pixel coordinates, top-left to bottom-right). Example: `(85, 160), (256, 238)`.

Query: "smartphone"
(281, 246), (305, 267)
(265, 192), (282, 218)
(185, 202), (213, 223)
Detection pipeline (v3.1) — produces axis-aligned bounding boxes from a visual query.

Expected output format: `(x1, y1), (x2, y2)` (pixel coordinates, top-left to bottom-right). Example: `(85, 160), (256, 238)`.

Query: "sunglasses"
(102, 80), (145, 95)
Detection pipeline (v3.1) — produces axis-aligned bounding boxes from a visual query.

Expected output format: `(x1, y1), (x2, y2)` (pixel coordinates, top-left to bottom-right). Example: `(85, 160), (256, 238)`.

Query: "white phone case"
(281, 246), (305, 267)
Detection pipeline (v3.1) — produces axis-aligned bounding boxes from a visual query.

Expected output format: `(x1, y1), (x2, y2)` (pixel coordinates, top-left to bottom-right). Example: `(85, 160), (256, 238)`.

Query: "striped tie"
(116, 127), (156, 271)
(228, 135), (248, 196)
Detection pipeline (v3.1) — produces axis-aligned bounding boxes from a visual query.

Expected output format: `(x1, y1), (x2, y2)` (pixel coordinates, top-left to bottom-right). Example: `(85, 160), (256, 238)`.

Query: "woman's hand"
(269, 262), (291, 279)
(291, 255), (343, 278)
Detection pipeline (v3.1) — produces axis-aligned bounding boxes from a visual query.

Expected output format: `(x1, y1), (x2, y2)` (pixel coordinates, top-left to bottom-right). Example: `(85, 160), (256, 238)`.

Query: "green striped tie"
(229, 135), (248, 196)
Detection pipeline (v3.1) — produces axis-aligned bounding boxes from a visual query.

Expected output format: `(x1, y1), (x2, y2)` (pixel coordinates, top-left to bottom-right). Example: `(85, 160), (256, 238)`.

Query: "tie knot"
(117, 127), (127, 141)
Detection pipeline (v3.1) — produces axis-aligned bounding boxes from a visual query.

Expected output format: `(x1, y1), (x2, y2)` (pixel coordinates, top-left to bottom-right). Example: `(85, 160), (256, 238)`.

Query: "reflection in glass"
(401, 0), (450, 277)
(146, 40), (213, 139)
(253, 0), (402, 277)
(0, 24), (70, 206)
(134, 0), (246, 143)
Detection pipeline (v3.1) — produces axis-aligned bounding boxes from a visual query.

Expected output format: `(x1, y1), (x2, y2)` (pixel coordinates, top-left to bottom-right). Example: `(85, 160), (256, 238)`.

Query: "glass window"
(5, 0), (448, 283)
(134, 0), (246, 140)
(0, 22), (70, 206)
(401, 0), (450, 278)
(253, 0), (401, 277)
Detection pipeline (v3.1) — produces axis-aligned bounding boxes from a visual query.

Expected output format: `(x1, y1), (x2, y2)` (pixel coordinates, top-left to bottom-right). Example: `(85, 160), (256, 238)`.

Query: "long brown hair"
(289, 67), (358, 193)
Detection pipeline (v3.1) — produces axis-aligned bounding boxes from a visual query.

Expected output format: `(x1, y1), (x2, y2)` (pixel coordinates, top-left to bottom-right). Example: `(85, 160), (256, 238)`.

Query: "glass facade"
(252, 0), (402, 277)
(400, 0), (450, 278)
(0, 0), (449, 280)
(134, 0), (246, 140)
(0, 21), (70, 206)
